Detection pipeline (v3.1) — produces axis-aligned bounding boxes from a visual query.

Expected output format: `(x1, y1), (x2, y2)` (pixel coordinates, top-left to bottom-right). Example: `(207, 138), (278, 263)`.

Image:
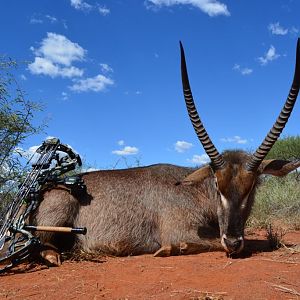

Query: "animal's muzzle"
(221, 235), (244, 254)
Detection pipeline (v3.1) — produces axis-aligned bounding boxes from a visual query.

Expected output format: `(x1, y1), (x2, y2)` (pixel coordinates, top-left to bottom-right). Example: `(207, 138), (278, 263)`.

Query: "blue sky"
(1, 0), (300, 169)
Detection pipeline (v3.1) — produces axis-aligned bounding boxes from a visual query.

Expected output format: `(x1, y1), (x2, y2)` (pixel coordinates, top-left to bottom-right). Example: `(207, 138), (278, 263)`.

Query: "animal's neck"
(194, 176), (220, 226)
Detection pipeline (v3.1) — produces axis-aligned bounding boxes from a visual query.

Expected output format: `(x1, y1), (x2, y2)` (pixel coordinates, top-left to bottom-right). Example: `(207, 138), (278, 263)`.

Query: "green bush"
(266, 135), (300, 160)
(0, 56), (45, 224)
(249, 173), (300, 229)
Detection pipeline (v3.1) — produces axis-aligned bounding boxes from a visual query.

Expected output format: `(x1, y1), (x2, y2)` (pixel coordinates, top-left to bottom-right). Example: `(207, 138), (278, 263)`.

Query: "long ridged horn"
(246, 38), (300, 172)
(180, 41), (225, 170)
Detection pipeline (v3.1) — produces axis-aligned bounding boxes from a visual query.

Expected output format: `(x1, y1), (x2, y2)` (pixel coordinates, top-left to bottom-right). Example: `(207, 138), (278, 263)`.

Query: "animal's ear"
(259, 159), (300, 177)
(177, 165), (212, 185)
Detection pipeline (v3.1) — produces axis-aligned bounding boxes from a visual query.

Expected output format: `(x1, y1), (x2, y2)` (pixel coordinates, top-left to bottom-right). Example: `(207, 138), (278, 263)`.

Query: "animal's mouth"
(221, 234), (244, 255)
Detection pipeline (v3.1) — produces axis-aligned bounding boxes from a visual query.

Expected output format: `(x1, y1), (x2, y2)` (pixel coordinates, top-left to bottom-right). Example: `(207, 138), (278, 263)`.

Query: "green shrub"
(249, 173), (300, 229)
(0, 56), (44, 225)
(266, 135), (300, 160)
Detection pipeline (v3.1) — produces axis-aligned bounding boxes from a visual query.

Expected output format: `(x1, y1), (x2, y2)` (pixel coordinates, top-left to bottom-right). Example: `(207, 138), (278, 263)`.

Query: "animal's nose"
(224, 237), (242, 253)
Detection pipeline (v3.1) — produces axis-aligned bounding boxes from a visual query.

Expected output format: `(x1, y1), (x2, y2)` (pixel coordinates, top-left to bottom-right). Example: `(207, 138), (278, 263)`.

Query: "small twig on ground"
(271, 284), (300, 296)
(281, 243), (300, 254)
(255, 258), (299, 264)
(170, 288), (227, 299)
(223, 260), (234, 269)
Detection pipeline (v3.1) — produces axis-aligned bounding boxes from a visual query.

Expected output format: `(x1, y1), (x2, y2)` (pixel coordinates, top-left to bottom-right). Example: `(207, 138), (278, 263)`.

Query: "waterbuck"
(33, 39), (300, 266)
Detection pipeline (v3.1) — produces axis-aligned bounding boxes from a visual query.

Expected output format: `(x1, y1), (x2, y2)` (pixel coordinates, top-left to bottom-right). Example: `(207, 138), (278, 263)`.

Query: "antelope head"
(179, 39), (300, 255)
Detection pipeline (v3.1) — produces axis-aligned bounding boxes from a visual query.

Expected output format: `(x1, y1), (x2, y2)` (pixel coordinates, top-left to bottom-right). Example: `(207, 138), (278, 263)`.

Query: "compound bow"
(0, 138), (87, 273)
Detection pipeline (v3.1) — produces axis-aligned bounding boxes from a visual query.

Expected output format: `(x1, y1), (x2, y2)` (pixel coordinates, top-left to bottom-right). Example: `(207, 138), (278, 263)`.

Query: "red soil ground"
(1, 230), (300, 300)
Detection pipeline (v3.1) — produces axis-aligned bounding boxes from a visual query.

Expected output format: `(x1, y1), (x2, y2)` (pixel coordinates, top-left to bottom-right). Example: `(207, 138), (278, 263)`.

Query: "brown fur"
(31, 152), (299, 262)
(32, 163), (221, 257)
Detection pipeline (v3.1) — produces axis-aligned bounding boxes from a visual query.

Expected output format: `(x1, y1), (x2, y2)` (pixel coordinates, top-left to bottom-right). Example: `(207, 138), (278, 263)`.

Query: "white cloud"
(98, 6), (110, 16)
(69, 74), (114, 92)
(45, 15), (58, 23)
(268, 22), (299, 37)
(19, 145), (40, 158)
(258, 45), (280, 66)
(62, 92), (68, 101)
(62, 20), (68, 30)
(233, 64), (240, 70)
(16, 138), (79, 165)
(100, 63), (113, 73)
(187, 154), (210, 165)
(29, 33), (114, 93)
(112, 146), (139, 156)
(220, 135), (248, 144)
(118, 140), (125, 146)
(70, 0), (92, 11)
(174, 140), (193, 153)
(233, 64), (253, 75)
(145, 0), (230, 17)
(29, 57), (84, 78)
(30, 14), (62, 26)
(268, 22), (288, 35)
(30, 17), (43, 24)
(70, 0), (111, 16)
(240, 68), (253, 75)
(0, 161), (11, 176)
(33, 32), (86, 66)
(123, 90), (142, 96)
(20, 74), (27, 80)
(14, 145), (40, 164)
(28, 33), (85, 78)
(290, 27), (299, 35)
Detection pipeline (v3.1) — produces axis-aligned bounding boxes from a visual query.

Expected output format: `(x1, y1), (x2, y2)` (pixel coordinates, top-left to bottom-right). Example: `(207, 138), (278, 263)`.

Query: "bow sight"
(0, 138), (87, 273)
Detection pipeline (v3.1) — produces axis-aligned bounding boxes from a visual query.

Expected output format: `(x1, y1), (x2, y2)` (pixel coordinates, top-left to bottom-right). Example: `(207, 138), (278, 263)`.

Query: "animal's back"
(75, 164), (197, 255)
(36, 163), (210, 256)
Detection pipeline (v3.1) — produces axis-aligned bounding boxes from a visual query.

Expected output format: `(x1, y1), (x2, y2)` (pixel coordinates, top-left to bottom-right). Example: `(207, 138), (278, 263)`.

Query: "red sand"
(1, 230), (299, 300)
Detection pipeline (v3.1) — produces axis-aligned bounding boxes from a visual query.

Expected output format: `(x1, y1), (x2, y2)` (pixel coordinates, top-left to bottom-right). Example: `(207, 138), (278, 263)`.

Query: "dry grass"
(191, 294), (225, 300)
(62, 249), (107, 263)
(265, 224), (286, 250)
(248, 174), (300, 230)
(170, 289), (226, 300)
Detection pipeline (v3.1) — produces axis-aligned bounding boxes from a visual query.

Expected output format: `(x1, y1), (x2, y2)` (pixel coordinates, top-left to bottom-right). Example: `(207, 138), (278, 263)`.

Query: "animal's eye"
(214, 179), (219, 189)
(240, 203), (246, 210)
(240, 196), (249, 210)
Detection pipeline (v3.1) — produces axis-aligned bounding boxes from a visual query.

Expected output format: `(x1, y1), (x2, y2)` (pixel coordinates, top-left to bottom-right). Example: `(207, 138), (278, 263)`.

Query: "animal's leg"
(153, 244), (180, 257)
(40, 243), (61, 266)
(31, 188), (79, 266)
(153, 240), (222, 257)
(178, 242), (213, 255)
